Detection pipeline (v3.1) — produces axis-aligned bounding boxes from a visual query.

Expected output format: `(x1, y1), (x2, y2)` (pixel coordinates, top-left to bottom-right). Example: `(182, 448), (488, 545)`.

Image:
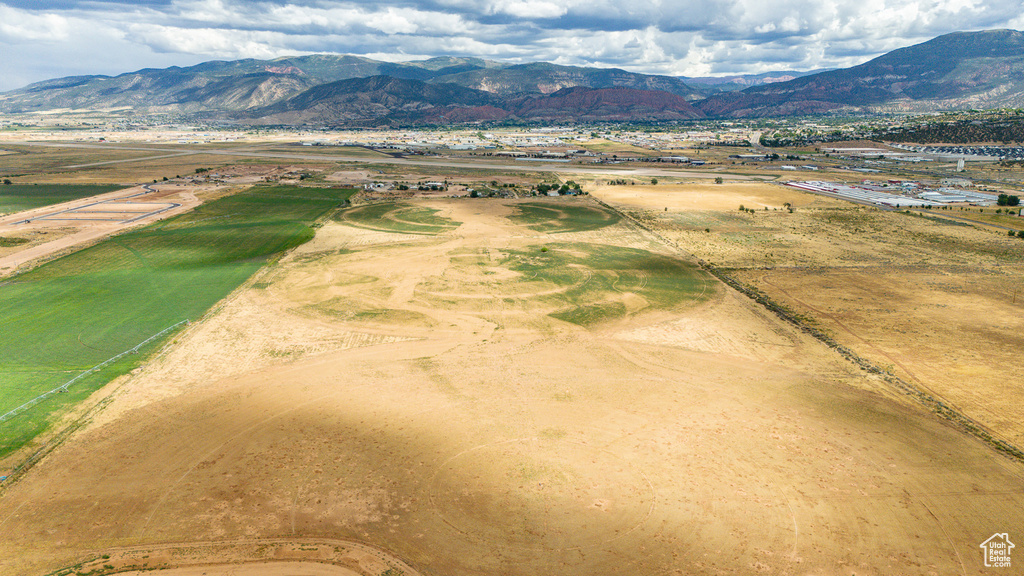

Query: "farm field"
(596, 183), (1024, 448)
(1, 143), (335, 185)
(337, 202), (460, 235)
(0, 185), (355, 458)
(0, 195), (1020, 576)
(0, 184), (123, 214)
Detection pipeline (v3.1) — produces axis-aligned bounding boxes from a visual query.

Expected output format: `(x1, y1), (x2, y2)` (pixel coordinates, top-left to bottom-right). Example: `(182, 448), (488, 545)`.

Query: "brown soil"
(591, 182), (845, 211)
(1, 197), (1021, 576)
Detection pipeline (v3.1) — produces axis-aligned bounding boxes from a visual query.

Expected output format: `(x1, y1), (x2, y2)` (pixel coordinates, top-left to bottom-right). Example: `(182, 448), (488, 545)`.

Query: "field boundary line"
(0, 319), (190, 425)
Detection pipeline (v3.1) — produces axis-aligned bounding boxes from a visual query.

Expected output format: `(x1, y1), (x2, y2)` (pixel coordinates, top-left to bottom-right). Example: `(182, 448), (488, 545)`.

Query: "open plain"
(0, 185), (1022, 575)
(597, 183), (1024, 449)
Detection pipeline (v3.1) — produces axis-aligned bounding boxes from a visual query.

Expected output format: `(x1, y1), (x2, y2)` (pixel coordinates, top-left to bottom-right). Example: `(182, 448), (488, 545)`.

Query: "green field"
(0, 185), (356, 458)
(0, 184), (123, 214)
(337, 202), (460, 235)
(505, 243), (710, 325)
(510, 202), (621, 233)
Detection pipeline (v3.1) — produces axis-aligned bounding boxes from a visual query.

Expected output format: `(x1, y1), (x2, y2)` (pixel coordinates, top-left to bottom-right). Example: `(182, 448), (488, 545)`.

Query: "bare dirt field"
(591, 181), (845, 211)
(60, 539), (423, 576)
(0, 196), (1021, 576)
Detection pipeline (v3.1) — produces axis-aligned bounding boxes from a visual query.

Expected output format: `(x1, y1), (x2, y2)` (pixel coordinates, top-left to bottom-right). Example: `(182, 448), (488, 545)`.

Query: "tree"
(998, 194), (1009, 206)
(651, 178), (658, 185)
(2, 179), (11, 185)
(714, 177), (724, 184)
(1009, 195), (1021, 207)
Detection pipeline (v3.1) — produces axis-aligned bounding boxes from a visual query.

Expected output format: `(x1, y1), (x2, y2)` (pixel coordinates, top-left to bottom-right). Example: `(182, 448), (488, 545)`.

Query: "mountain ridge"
(697, 29), (1024, 117)
(3, 29), (1024, 123)
(241, 76), (705, 126)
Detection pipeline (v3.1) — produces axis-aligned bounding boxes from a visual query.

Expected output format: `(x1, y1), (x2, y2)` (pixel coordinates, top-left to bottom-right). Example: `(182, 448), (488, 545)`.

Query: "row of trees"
(997, 194), (1020, 206)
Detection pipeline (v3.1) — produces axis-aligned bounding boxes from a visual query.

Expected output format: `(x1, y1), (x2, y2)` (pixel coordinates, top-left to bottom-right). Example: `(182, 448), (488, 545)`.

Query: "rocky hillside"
(697, 29), (1024, 117)
(245, 76), (508, 125)
(0, 55), (702, 114)
(429, 62), (703, 99)
(243, 77), (705, 126)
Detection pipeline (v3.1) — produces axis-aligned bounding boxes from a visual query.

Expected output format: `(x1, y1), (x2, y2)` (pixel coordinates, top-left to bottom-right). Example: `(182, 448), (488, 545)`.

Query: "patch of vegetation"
(352, 308), (434, 326)
(337, 202), (460, 235)
(553, 301), (628, 325)
(0, 184), (122, 214)
(510, 202), (621, 233)
(0, 236), (30, 247)
(502, 243), (709, 326)
(0, 185), (357, 458)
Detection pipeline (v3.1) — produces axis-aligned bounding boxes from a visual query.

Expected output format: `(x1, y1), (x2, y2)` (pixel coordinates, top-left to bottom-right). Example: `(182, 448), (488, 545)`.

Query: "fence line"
(0, 319), (190, 424)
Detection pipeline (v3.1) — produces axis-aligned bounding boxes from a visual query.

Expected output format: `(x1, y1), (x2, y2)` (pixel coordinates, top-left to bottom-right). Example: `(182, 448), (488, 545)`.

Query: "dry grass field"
(598, 183), (1024, 450)
(1, 192), (1022, 576)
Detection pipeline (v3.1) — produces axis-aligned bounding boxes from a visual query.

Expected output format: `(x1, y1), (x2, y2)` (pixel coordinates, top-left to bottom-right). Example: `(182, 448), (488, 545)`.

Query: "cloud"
(0, 0), (1022, 91)
(0, 5), (71, 42)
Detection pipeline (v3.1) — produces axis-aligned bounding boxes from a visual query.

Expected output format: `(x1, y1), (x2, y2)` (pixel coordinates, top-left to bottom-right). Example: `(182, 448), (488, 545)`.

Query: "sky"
(1, 0), (1023, 91)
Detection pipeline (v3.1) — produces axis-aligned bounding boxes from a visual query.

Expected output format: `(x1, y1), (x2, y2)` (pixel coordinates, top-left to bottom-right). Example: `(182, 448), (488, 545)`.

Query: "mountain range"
(697, 29), (1024, 117)
(1, 29), (1023, 125)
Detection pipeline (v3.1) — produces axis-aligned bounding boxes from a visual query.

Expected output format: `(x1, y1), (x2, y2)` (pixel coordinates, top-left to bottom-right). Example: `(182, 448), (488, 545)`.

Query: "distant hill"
(513, 86), (704, 121)
(245, 76), (509, 125)
(0, 55), (704, 114)
(681, 69), (833, 93)
(0, 54), (507, 114)
(428, 62), (704, 99)
(697, 29), (1024, 117)
(243, 77), (705, 126)
(881, 116), (1024, 144)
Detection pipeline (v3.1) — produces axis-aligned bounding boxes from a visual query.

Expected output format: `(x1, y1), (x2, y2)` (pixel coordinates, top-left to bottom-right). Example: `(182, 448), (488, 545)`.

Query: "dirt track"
(0, 197), (1021, 575)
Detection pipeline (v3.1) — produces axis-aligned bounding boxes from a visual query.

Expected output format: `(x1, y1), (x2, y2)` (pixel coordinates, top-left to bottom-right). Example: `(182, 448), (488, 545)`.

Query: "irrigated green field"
(337, 202), (460, 235)
(509, 202), (621, 233)
(0, 185), (356, 457)
(506, 243), (709, 325)
(0, 184), (123, 214)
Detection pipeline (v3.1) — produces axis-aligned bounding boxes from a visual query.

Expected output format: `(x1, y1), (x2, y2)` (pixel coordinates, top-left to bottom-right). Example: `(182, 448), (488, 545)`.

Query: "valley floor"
(0, 196), (1021, 575)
